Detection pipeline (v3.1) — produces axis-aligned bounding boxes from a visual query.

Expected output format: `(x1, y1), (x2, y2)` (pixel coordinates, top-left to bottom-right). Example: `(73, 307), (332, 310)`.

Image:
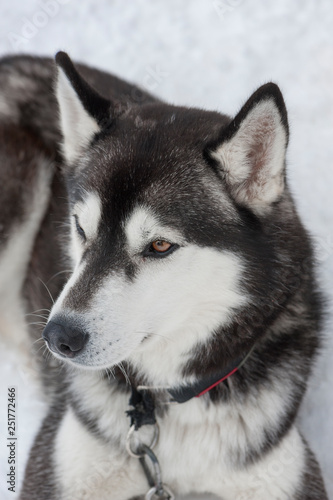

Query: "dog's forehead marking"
(74, 191), (102, 241)
(124, 206), (184, 252)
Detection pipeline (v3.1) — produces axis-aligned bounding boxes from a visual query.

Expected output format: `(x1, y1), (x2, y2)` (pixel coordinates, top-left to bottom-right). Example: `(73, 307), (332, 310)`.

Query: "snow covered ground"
(0, 1), (332, 499)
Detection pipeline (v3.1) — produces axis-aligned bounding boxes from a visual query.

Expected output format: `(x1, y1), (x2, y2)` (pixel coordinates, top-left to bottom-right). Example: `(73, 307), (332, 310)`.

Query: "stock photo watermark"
(235, 429), (303, 500)
(98, 62), (171, 129)
(212, 0), (245, 20)
(7, 0), (71, 50)
(6, 387), (17, 493)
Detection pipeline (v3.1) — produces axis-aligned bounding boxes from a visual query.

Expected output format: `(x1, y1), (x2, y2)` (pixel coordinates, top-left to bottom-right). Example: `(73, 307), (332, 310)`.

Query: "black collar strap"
(167, 352), (246, 404)
(127, 347), (254, 430)
(167, 345), (255, 403)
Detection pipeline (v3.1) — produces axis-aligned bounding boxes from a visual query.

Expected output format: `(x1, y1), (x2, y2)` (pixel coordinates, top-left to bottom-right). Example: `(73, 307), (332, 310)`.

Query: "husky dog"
(0, 52), (328, 499)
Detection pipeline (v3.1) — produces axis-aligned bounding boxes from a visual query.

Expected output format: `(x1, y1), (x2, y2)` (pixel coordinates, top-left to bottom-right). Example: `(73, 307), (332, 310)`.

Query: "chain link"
(146, 484), (175, 499)
(126, 425), (175, 500)
(126, 423), (159, 458)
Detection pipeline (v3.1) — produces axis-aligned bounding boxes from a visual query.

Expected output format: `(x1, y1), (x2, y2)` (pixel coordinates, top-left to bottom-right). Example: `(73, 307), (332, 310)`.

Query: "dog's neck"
(112, 326), (256, 401)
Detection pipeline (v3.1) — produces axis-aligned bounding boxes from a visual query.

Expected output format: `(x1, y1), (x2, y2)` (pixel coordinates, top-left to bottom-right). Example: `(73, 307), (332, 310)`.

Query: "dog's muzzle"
(43, 318), (89, 359)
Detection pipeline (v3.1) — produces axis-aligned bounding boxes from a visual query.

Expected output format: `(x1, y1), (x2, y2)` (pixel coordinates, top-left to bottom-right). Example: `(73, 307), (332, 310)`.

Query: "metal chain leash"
(126, 424), (175, 500)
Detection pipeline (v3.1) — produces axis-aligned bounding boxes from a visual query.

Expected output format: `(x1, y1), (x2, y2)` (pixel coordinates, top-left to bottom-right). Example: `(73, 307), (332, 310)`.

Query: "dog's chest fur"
(53, 372), (306, 499)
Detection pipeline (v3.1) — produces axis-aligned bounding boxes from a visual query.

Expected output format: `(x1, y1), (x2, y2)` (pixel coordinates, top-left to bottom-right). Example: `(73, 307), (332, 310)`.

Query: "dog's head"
(43, 52), (291, 381)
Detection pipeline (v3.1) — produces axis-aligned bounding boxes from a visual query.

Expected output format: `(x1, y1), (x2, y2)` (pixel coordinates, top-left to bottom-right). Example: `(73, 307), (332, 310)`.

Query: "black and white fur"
(0, 52), (328, 499)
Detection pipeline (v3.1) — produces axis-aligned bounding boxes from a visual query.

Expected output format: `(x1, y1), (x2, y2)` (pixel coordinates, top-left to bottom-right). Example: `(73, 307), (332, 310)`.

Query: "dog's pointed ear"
(55, 51), (113, 164)
(209, 83), (289, 215)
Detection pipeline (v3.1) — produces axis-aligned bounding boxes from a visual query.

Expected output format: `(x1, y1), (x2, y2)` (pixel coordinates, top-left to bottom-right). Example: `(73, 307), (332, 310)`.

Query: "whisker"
(25, 308), (51, 316)
(47, 269), (72, 283)
(32, 336), (45, 346)
(37, 277), (55, 305)
(105, 367), (116, 382)
(36, 342), (48, 355)
(117, 362), (131, 386)
(26, 313), (49, 320)
(36, 343), (49, 357)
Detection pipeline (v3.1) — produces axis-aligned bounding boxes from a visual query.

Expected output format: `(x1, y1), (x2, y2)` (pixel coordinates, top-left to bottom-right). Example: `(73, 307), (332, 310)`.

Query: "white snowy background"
(0, 1), (332, 499)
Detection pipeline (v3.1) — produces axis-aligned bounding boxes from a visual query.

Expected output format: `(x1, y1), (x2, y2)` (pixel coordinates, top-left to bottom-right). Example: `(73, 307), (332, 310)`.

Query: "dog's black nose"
(43, 319), (89, 358)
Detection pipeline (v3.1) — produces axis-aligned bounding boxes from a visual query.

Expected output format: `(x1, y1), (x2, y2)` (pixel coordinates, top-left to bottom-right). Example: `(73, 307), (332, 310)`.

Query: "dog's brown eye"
(144, 240), (178, 258)
(151, 240), (172, 253)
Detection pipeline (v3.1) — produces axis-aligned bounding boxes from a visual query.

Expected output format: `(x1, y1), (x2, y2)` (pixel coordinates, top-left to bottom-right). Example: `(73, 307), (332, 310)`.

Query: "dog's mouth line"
(42, 323), (163, 372)
(43, 336), (130, 370)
